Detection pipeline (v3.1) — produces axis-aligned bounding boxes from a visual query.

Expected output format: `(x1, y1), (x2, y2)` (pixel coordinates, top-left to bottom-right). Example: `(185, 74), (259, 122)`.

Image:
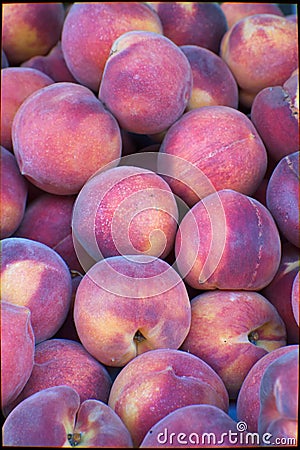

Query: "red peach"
(220, 3), (284, 29)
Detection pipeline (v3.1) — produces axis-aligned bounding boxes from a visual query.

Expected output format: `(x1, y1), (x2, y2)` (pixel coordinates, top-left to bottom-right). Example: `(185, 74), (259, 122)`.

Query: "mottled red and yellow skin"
(2, 3), (65, 65)
(1, 302), (35, 410)
(175, 189), (281, 290)
(148, 2), (228, 53)
(258, 348), (299, 443)
(236, 345), (298, 433)
(292, 272), (299, 326)
(181, 291), (287, 399)
(1, 238), (72, 343)
(266, 151), (299, 248)
(98, 31), (192, 135)
(12, 82), (122, 195)
(61, 2), (163, 92)
(74, 256), (191, 367)
(220, 14), (298, 107)
(220, 3), (284, 29)
(1, 67), (53, 151)
(0, 147), (28, 239)
(108, 348), (229, 447)
(2, 386), (133, 447)
(158, 106), (267, 206)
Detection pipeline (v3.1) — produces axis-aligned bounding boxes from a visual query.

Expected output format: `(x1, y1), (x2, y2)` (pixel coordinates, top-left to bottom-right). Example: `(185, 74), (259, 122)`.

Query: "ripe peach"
(2, 3), (65, 65)
(12, 82), (122, 195)
(220, 3), (284, 29)
(292, 272), (299, 327)
(181, 290), (287, 399)
(1, 237), (72, 343)
(108, 348), (229, 446)
(61, 2), (163, 92)
(158, 106), (267, 206)
(266, 151), (299, 248)
(148, 2), (228, 53)
(0, 147), (28, 239)
(220, 14), (298, 108)
(72, 166), (178, 263)
(98, 31), (192, 135)
(180, 45), (238, 110)
(1, 302), (35, 410)
(74, 255), (191, 366)
(175, 189), (281, 290)
(3, 385), (133, 447)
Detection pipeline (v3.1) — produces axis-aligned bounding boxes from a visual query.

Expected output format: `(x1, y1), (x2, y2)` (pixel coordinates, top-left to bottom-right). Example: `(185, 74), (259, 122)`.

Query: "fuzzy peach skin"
(1, 302), (35, 410)
(175, 189), (281, 290)
(108, 348), (229, 447)
(3, 338), (112, 417)
(0, 147), (28, 239)
(2, 386), (133, 447)
(236, 344), (298, 433)
(1, 67), (53, 150)
(140, 404), (241, 448)
(1, 237), (72, 343)
(61, 2), (163, 92)
(220, 14), (298, 108)
(12, 82), (122, 195)
(2, 3), (65, 65)
(74, 255), (191, 367)
(72, 166), (178, 263)
(15, 193), (82, 272)
(147, 2), (227, 54)
(98, 30), (192, 135)
(181, 290), (287, 399)
(220, 3), (284, 29)
(266, 151), (299, 248)
(258, 348), (299, 444)
(292, 272), (299, 326)
(158, 106), (267, 206)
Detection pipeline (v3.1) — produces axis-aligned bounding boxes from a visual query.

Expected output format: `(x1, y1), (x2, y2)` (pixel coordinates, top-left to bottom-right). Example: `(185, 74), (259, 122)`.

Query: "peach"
(292, 272), (299, 326)
(181, 290), (287, 399)
(258, 348), (298, 444)
(98, 31), (192, 135)
(1, 302), (35, 410)
(3, 385), (133, 447)
(266, 151), (299, 248)
(15, 192), (82, 272)
(175, 189), (281, 290)
(3, 338), (112, 416)
(147, 2), (228, 53)
(72, 166), (178, 264)
(1, 67), (53, 151)
(0, 147), (28, 239)
(108, 348), (229, 446)
(12, 82), (122, 195)
(1, 237), (72, 343)
(140, 404), (241, 447)
(236, 344), (298, 433)
(180, 45), (238, 110)
(61, 2), (163, 92)
(74, 255), (191, 367)
(158, 106), (267, 206)
(21, 41), (78, 83)
(220, 3), (284, 29)
(2, 3), (65, 65)
(262, 242), (299, 344)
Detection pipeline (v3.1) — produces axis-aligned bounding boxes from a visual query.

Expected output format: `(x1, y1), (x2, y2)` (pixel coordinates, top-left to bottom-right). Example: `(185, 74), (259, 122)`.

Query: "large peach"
(1, 302), (35, 410)
(0, 147), (28, 239)
(1, 237), (72, 343)
(175, 189), (281, 290)
(61, 2), (163, 92)
(108, 348), (229, 446)
(220, 3), (284, 29)
(12, 82), (122, 195)
(1, 67), (53, 151)
(158, 106), (267, 206)
(98, 31), (192, 135)
(74, 255), (191, 367)
(2, 3), (65, 65)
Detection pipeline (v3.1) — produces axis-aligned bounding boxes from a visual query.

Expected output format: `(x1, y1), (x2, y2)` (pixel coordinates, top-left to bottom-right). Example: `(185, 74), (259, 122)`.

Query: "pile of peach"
(1, 2), (299, 448)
